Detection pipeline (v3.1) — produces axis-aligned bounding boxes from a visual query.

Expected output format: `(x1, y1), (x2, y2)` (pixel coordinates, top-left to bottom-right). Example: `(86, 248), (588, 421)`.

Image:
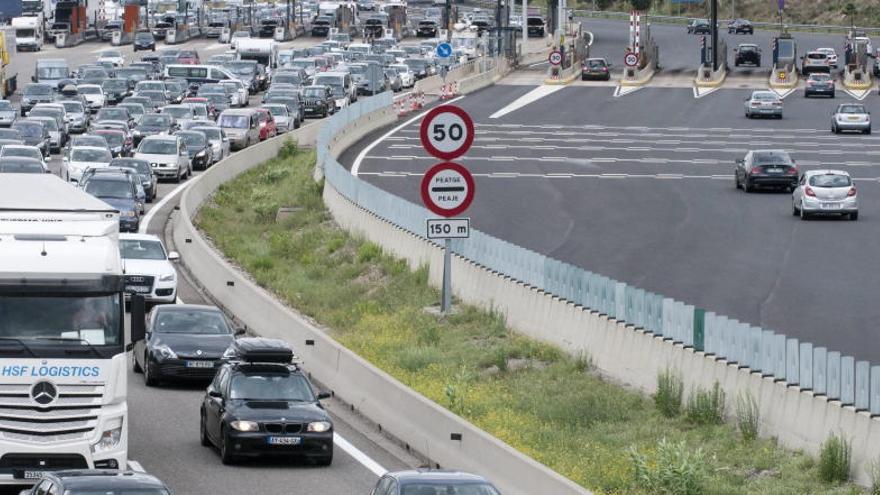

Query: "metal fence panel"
(872, 366), (880, 416)
(749, 326), (762, 372)
(814, 347), (828, 396)
(800, 342), (813, 390)
(615, 282), (626, 322)
(683, 305), (695, 348)
(856, 361), (870, 411)
(786, 338), (799, 386)
(827, 351), (841, 401)
(704, 312), (717, 356)
(662, 298), (675, 339)
(761, 330), (775, 376)
(841, 356), (855, 406)
(736, 321), (749, 367)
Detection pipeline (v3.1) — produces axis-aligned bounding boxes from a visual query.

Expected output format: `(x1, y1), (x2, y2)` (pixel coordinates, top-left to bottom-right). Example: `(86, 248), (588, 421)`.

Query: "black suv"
(22, 470), (171, 495)
(311, 16), (332, 37)
(302, 85), (335, 118)
(734, 44), (761, 67)
(200, 338), (334, 465)
(417, 19), (438, 37)
(687, 19), (711, 34)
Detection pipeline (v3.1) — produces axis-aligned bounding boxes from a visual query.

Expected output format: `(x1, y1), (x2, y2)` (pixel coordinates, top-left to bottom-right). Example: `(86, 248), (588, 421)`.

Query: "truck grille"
(0, 453), (88, 474)
(0, 384), (103, 442)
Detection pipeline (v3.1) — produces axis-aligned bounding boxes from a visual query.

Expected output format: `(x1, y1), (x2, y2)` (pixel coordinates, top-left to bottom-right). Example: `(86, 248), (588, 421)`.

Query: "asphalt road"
(342, 83), (880, 365)
(6, 33), (418, 495)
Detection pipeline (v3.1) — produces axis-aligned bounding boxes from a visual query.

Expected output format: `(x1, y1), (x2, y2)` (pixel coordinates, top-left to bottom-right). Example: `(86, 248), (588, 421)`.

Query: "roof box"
(229, 337), (294, 364)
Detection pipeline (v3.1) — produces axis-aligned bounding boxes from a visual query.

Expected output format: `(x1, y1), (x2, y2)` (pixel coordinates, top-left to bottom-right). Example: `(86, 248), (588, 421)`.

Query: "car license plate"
(848, 116), (860, 121)
(822, 203), (841, 209)
(13, 470), (44, 480)
(185, 361), (214, 368)
(125, 285), (151, 294)
(767, 168), (782, 173)
(267, 436), (302, 445)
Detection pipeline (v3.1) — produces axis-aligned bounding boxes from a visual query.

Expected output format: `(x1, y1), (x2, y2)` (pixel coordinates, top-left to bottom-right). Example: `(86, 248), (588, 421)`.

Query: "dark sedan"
(111, 157), (158, 202)
(371, 470), (501, 495)
(735, 149), (799, 192)
(133, 114), (176, 144)
(94, 129), (132, 157)
(581, 58), (611, 81)
(728, 18), (754, 34)
(102, 78), (131, 104)
(134, 31), (156, 51)
(417, 20), (438, 38)
(175, 130), (213, 170)
(133, 304), (243, 385)
(734, 44), (761, 67)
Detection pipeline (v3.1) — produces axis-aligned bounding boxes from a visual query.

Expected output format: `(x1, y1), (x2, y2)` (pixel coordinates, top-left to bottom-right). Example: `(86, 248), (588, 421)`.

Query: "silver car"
(792, 170), (858, 221)
(0, 100), (16, 127)
(831, 103), (871, 134)
(192, 126), (229, 164)
(744, 91), (783, 119)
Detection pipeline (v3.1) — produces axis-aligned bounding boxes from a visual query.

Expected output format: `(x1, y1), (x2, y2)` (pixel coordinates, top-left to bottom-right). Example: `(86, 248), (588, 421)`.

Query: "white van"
(164, 64), (237, 85)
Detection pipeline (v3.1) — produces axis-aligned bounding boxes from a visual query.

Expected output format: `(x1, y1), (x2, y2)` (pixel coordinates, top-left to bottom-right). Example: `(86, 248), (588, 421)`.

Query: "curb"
(694, 69), (728, 88)
(619, 68), (656, 87)
(544, 69), (582, 85)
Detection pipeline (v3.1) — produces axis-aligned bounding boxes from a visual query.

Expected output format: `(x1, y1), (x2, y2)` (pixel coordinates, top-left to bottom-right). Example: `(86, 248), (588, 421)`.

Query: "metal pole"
(445, 0), (451, 42)
(521, 0), (526, 49)
(441, 239), (452, 313)
(710, 0), (718, 71)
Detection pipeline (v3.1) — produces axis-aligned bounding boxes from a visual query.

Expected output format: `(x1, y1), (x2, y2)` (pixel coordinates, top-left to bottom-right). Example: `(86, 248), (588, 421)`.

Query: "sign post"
(436, 42), (453, 78)
(419, 105), (476, 313)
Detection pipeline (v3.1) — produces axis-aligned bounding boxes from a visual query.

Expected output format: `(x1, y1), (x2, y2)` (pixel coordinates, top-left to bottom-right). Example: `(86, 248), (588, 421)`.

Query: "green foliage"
(819, 433), (851, 484)
(278, 137), (299, 158)
(735, 390), (760, 442)
(357, 242), (382, 263)
(629, 438), (706, 495)
(870, 455), (880, 495)
(686, 382), (725, 425)
(629, 0), (651, 11)
(655, 367), (683, 418)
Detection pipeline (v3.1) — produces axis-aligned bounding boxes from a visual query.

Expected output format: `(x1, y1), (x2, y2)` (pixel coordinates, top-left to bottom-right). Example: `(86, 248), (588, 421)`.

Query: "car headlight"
(196, 150), (206, 157)
(159, 273), (176, 282)
(91, 417), (124, 454)
(153, 344), (177, 359)
(133, 130), (141, 136)
(230, 420), (259, 432)
(307, 421), (332, 433)
(122, 210), (137, 218)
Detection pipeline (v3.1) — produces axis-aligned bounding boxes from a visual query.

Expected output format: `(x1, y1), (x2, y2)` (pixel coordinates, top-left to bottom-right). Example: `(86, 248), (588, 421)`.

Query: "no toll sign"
(420, 162), (475, 217)
(419, 104), (475, 160)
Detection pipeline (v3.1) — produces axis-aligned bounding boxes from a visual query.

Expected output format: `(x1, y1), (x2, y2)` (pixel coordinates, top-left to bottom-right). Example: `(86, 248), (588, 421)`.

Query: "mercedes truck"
(0, 175), (145, 484)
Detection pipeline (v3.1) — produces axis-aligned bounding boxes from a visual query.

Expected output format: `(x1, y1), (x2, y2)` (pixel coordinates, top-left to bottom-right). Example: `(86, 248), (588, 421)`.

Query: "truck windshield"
(0, 294), (122, 347)
(16, 29), (36, 37)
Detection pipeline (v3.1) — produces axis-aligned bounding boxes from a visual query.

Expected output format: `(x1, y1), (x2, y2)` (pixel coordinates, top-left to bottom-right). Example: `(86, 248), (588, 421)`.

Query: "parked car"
(744, 90), (783, 119)
(734, 44), (761, 67)
(831, 103), (871, 134)
(734, 149), (798, 193)
(792, 169), (858, 221)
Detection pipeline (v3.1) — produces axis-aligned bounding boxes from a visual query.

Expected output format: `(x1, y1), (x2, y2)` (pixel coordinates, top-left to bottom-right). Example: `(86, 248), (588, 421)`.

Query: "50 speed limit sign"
(419, 104), (475, 160)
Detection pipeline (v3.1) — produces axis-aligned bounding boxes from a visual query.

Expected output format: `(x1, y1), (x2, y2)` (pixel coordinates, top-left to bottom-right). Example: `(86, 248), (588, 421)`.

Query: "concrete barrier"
(694, 63), (727, 88)
(769, 64), (798, 89)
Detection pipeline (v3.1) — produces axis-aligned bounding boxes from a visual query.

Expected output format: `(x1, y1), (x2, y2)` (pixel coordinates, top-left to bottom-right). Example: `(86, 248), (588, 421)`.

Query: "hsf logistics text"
(0, 365), (102, 377)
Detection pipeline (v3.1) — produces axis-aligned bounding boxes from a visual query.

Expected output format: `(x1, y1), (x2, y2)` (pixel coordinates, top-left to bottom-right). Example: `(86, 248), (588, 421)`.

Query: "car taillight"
(750, 167), (761, 174)
(847, 187), (857, 197)
(786, 165), (798, 175)
(751, 102), (760, 107)
(805, 186), (816, 197)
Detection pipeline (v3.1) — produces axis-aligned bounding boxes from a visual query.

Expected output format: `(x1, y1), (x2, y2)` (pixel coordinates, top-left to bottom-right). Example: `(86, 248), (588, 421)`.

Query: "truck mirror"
(129, 294), (147, 346)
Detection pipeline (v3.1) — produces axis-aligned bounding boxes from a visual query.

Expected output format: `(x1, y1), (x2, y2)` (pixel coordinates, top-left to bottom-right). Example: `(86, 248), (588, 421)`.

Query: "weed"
(397, 346), (442, 373)
(278, 137), (298, 158)
(629, 438), (706, 495)
(357, 242), (381, 263)
(735, 391), (760, 442)
(686, 382), (725, 425)
(655, 367), (683, 418)
(870, 456), (880, 495)
(574, 352), (593, 373)
(819, 433), (851, 483)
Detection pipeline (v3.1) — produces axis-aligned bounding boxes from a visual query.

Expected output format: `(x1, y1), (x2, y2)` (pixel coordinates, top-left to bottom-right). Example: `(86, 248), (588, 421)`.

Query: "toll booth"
(844, 31), (871, 84)
(772, 33), (796, 72)
(116, 0), (139, 45)
(385, 3), (406, 39)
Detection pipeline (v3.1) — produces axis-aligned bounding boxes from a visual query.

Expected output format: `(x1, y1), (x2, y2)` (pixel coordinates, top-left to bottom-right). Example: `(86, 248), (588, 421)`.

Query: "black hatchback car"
(728, 18), (754, 34)
(22, 470), (172, 495)
(175, 130), (214, 170)
(734, 44), (761, 67)
(199, 338), (334, 465)
(581, 58), (611, 80)
(134, 31), (157, 51)
(371, 470), (501, 495)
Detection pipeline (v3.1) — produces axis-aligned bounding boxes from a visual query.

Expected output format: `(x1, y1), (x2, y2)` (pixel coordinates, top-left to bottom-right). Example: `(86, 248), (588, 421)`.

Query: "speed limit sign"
(624, 52), (639, 67)
(548, 50), (563, 66)
(419, 105), (475, 160)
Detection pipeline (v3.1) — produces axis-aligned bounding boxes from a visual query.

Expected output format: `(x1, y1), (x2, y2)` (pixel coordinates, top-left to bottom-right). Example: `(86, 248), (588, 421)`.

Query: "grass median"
(197, 142), (867, 495)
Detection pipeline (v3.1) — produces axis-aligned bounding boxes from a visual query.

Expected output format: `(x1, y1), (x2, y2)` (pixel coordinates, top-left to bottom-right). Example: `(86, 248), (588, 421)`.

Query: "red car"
(176, 49), (200, 65)
(254, 108), (277, 141)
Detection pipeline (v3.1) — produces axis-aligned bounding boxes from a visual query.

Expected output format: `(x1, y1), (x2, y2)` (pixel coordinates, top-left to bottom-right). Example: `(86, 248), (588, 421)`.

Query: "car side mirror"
(316, 391), (331, 400)
(168, 251), (180, 261)
(31, 75), (36, 82)
(234, 328), (246, 336)
(208, 389), (222, 398)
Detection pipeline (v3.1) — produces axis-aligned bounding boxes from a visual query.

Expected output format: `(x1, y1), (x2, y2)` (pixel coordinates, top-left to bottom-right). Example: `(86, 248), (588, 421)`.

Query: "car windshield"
(739, 45), (757, 52)
(139, 140), (177, 154)
(809, 174), (852, 187)
(179, 133), (205, 147)
(164, 107), (193, 119)
(810, 74), (831, 81)
(119, 105), (144, 116)
(264, 105), (287, 116)
(68, 489), (170, 495)
(34, 119), (58, 131)
(807, 53), (827, 59)
(84, 179), (132, 199)
(98, 109), (129, 121)
(82, 69), (108, 79)
(399, 483), (501, 495)
(303, 88), (325, 98)
(111, 159), (151, 175)
(0, 129), (21, 140)
(103, 79), (128, 91)
(226, 64), (255, 75)
(229, 373), (315, 401)
(79, 86), (102, 95)
(36, 66), (68, 79)
(120, 239), (165, 260)
(2, 148), (40, 159)
(139, 82), (164, 91)
(839, 105), (866, 114)
(24, 85), (52, 95)
(13, 123), (42, 137)
(101, 50), (122, 58)
(141, 115), (171, 127)
(72, 148), (112, 163)
(135, 32), (153, 40)
(194, 127), (221, 140)
(0, 101), (12, 112)
(752, 151), (792, 166)
(62, 102), (85, 113)
(752, 92), (777, 101)
(153, 309), (231, 334)
(588, 60), (606, 68)
(0, 160), (42, 173)
(219, 115), (248, 128)
(98, 133), (124, 147)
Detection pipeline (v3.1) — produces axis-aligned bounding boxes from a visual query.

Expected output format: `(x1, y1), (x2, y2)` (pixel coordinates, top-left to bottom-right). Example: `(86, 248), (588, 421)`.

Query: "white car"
(815, 47), (838, 68)
(134, 135), (191, 182)
(97, 49), (125, 67)
(0, 145), (48, 171)
(220, 79), (249, 107)
(62, 145), (112, 183)
(119, 233), (179, 303)
(192, 125), (230, 164)
(792, 169), (858, 221)
(390, 64), (415, 88)
(831, 103), (871, 134)
(77, 84), (106, 112)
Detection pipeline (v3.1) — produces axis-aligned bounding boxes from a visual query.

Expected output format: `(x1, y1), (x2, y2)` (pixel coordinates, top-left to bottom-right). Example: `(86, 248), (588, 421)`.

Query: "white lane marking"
(843, 88), (871, 101)
(140, 176), (203, 234)
(351, 95), (465, 176)
(613, 85), (644, 98)
(489, 85), (565, 119)
(128, 460), (146, 472)
(334, 433), (388, 477)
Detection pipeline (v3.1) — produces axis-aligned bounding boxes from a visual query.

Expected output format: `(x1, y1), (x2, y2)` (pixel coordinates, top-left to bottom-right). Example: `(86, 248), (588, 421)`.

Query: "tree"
(630, 0), (651, 11)
(843, 2), (856, 28)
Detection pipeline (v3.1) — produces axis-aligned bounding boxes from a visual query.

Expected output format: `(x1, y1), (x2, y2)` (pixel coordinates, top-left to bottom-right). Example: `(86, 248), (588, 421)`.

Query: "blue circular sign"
(436, 42), (453, 58)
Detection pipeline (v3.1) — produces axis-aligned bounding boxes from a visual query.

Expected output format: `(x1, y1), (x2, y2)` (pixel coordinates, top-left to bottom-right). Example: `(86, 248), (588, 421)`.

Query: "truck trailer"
(0, 175), (146, 484)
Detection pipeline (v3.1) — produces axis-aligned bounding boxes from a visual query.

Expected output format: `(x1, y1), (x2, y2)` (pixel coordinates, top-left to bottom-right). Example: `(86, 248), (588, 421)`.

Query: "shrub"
(397, 346), (442, 372)
(629, 438), (706, 495)
(655, 368), (683, 418)
(819, 433), (851, 483)
(735, 391), (760, 442)
(357, 242), (381, 263)
(871, 455), (880, 495)
(278, 137), (299, 158)
(686, 382), (725, 425)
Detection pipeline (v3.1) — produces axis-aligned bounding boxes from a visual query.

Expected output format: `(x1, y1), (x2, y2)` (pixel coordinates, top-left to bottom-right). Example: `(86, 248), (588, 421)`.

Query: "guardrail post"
(785, 338), (799, 385)
(814, 347), (828, 396)
(749, 327), (762, 372)
(841, 356), (855, 406)
(871, 366), (880, 416)
(773, 334), (786, 381)
(799, 342), (813, 390)
(827, 351), (841, 401)
(761, 330), (775, 377)
(856, 361), (870, 411)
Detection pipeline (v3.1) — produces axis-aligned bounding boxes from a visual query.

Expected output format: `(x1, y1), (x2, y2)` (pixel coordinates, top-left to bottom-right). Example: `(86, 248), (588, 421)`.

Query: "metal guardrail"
(319, 67), (880, 419)
(575, 9), (880, 35)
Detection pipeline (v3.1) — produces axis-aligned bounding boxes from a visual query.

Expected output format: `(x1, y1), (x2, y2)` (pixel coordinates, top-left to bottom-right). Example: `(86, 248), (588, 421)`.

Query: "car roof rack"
(226, 337), (300, 366)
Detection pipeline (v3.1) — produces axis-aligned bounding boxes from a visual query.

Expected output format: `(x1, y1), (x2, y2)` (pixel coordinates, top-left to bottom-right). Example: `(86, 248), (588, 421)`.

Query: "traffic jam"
(0, 0), (506, 492)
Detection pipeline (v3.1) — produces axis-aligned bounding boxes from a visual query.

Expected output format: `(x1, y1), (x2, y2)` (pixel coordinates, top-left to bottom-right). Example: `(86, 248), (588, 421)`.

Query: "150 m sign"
(426, 218), (470, 239)
(419, 104), (475, 160)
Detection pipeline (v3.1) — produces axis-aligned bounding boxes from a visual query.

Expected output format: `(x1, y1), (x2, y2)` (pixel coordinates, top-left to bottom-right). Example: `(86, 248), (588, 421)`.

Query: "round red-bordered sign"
(420, 162), (475, 217)
(419, 105), (475, 161)
(624, 52), (639, 67)
(548, 50), (563, 66)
